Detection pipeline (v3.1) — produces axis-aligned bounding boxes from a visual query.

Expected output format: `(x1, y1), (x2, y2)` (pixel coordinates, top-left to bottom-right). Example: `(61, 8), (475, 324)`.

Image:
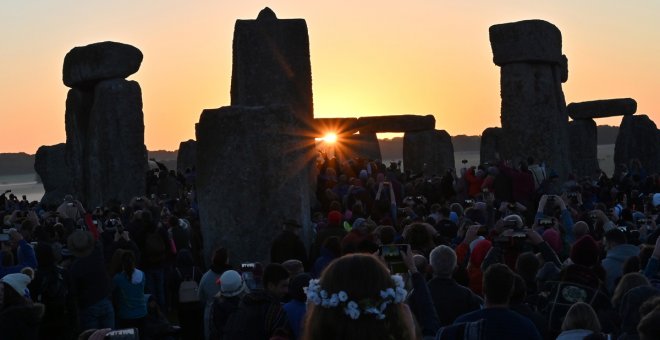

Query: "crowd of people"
(1, 154), (660, 340)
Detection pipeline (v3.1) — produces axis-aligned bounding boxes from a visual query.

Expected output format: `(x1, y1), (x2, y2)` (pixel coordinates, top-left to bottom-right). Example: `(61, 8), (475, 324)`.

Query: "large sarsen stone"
(196, 105), (314, 265)
(403, 129), (455, 177)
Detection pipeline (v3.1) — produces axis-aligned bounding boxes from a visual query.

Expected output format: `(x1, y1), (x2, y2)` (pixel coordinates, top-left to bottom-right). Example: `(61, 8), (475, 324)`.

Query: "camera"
(461, 159), (468, 164)
(539, 218), (554, 227)
(240, 263), (261, 290)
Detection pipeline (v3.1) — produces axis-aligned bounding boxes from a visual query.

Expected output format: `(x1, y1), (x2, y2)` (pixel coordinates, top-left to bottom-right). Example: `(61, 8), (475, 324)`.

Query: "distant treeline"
(0, 125), (620, 176)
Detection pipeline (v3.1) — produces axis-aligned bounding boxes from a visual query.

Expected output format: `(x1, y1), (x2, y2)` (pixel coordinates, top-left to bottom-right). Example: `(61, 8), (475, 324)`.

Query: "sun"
(322, 133), (337, 143)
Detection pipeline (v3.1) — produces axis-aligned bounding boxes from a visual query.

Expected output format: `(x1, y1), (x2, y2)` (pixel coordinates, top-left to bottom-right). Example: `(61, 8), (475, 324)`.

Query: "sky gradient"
(2, 1), (659, 153)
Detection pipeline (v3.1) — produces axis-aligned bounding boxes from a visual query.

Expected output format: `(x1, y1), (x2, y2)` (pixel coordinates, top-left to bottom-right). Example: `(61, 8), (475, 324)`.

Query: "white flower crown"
(304, 274), (407, 320)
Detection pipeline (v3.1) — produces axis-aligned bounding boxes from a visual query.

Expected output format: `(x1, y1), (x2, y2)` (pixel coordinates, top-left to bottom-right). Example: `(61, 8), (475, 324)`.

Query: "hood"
(605, 244), (640, 262)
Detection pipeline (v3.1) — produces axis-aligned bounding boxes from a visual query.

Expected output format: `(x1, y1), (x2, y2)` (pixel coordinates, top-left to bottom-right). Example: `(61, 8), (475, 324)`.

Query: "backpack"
(145, 231), (166, 263)
(37, 267), (68, 307)
(541, 281), (609, 333)
(177, 267), (200, 303)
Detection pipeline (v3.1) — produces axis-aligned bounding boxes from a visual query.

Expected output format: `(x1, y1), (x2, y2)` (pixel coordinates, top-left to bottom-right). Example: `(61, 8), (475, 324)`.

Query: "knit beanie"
(327, 211), (342, 227)
(570, 235), (599, 267)
(0, 273), (32, 298)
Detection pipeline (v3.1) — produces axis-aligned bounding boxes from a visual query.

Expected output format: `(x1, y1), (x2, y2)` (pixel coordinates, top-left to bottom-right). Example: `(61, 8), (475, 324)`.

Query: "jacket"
(602, 244), (640, 293)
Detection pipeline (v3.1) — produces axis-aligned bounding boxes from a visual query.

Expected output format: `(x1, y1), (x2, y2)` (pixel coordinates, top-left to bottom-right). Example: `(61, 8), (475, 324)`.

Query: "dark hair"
(328, 201), (342, 213)
(322, 236), (342, 258)
(515, 252), (540, 284)
(405, 223), (433, 254)
(263, 263), (289, 289)
(377, 226), (396, 245)
(483, 264), (514, 305)
(122, 251), (136, 279)
(211, 247), (228, 270)
(605, 228), (627, 245)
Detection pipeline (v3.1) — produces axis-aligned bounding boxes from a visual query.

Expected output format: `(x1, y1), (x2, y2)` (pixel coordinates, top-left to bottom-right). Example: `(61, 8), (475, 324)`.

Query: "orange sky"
(2, 1), (659, 153)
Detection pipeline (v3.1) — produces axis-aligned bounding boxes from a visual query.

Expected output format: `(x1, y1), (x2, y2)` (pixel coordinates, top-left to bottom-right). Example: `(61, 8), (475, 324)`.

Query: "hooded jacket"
(602, 243), (640, 292)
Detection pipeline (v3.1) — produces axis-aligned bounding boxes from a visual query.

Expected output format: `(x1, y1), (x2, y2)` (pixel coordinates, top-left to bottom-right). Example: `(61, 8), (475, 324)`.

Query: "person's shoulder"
(454, 308), (483, 323)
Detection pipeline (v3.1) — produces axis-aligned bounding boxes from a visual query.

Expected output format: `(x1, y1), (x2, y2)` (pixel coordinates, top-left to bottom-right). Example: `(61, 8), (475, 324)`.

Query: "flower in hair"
(305, 275), (408, 320)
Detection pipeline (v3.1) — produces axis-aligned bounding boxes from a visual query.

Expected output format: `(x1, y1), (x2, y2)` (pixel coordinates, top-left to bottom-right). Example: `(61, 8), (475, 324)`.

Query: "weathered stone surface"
(340, 132), (382, 161)
(231, 8), (313, 123)
(34, 144), (73, 208)
(65, 79), (147, 208)
(177, 139), (197, 173)
(480, 127), (502, 165)
(64, 88), (95, 200)
(614, 115), (660, 175)
(567, 98), (637, 120)
(357, 115), (435, 133)
(568, 119), (599, 178)
(489, 20), (563, 66)
(498, 62), (572, 178)
(196, 105), (314, 265)
(63, 41), (143, 88)
(403, 129), (455, 177)
(86, 79), (147, 207)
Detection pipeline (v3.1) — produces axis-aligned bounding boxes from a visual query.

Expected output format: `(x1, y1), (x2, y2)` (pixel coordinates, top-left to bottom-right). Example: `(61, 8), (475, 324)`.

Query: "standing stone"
(62, 42), (148, 208)
(64, 88), (95, 200)
(196, 105), (314, 265)
(490, 20), (571, 178)
(480, 127), (502, 165)
(403, 130), (455, 177)
(63, 41), (143, 88)
(568, 119), (599, 178)
(85, 79), (147, 207)
(231, 8), (313, 123)
(614, 115), (660, 175)
(177, 139), (197, 173)
(341, 132), (382, 161)
(34, 144), (73, 208)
